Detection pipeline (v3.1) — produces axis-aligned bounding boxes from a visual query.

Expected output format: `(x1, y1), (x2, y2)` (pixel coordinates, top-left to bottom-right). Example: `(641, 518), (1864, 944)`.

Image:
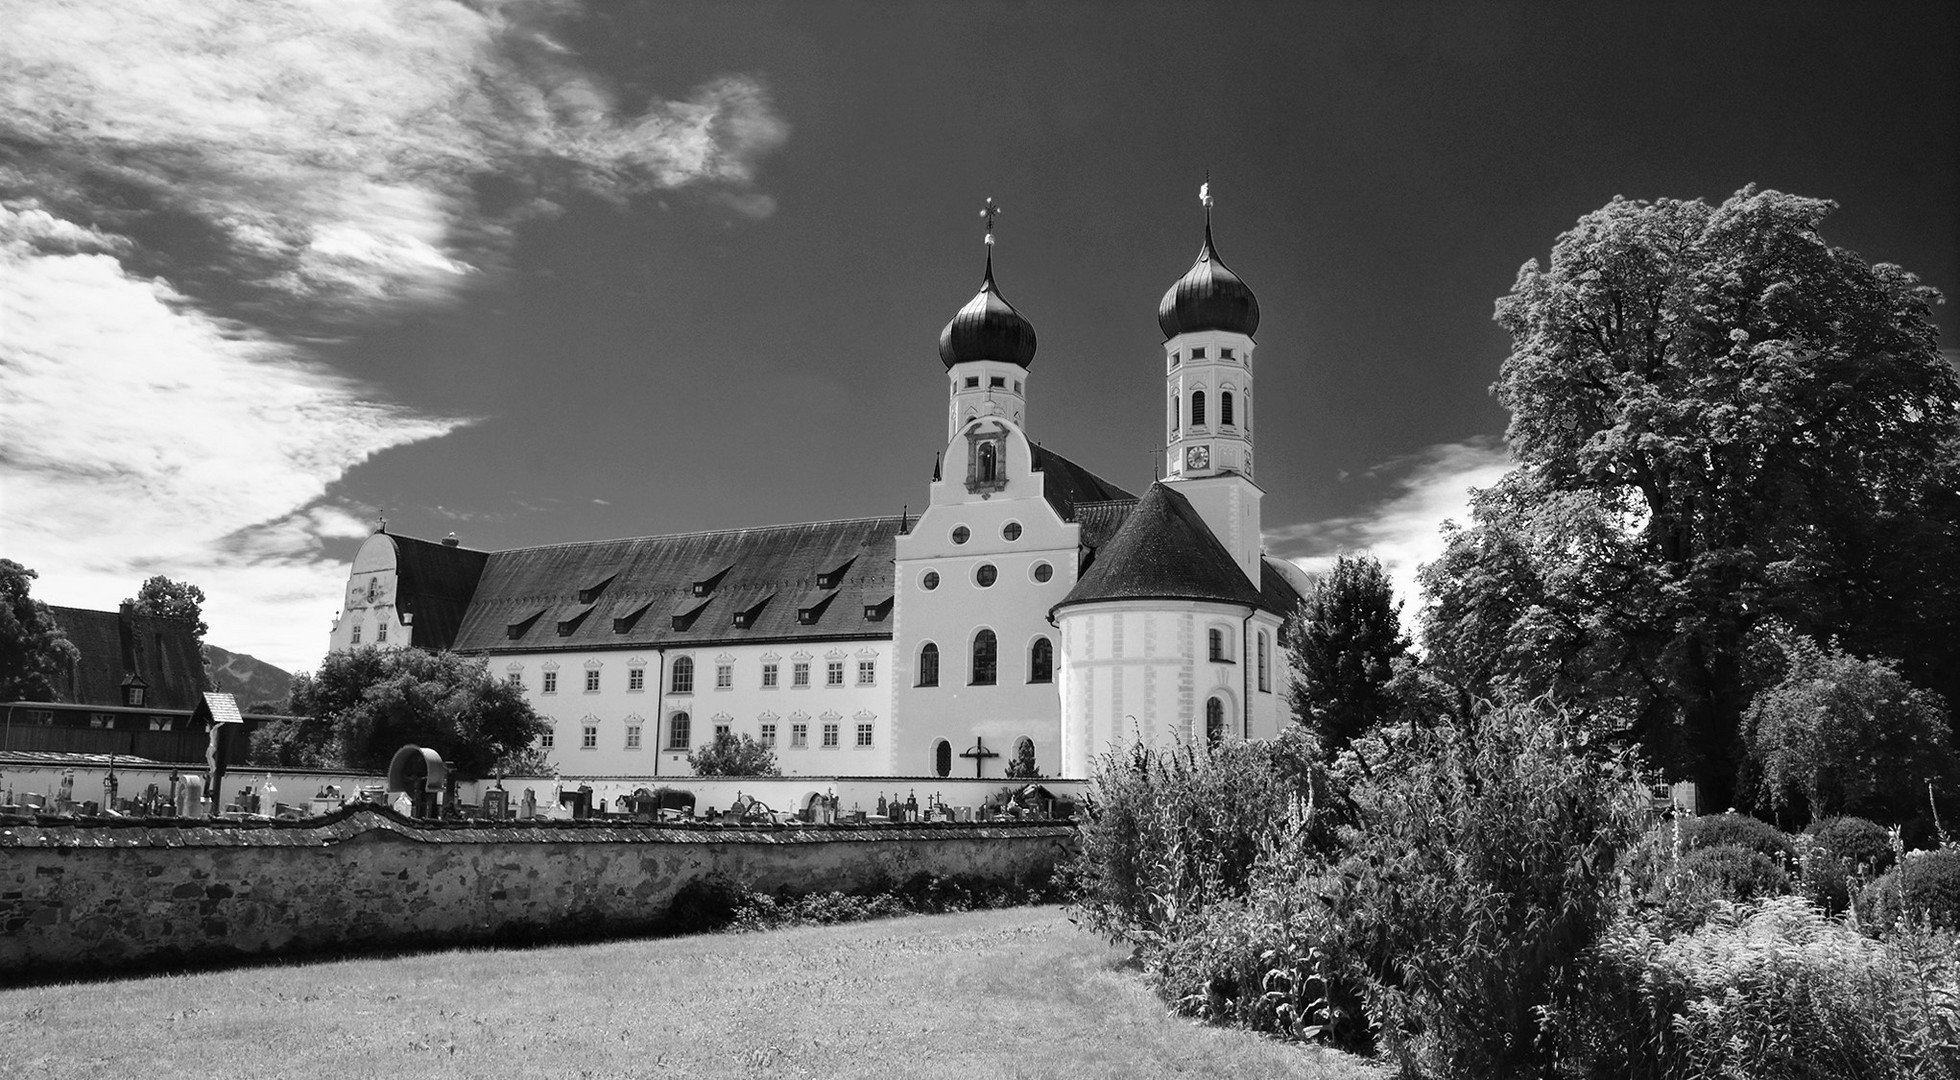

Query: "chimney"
(442, 532), (460, 548)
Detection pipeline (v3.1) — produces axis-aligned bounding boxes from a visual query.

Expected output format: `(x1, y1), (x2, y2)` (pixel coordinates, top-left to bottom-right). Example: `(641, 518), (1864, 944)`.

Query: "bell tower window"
(1221, 391), (1235, 426)
(964, 423), (1008, 494)
(1191, 390), (1206, 427)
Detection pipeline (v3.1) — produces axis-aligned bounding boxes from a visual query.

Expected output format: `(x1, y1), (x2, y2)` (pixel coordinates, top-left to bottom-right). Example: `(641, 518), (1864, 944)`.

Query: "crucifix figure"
(979, 197), (1000, 246)
(959, 735), (1000, 778)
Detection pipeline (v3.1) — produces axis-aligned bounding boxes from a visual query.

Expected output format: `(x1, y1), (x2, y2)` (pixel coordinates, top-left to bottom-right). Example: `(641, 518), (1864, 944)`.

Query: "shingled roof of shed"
(449, 516), (904, 653)
(1052, 483), (1267, 614)
(43, 606), (205, 709)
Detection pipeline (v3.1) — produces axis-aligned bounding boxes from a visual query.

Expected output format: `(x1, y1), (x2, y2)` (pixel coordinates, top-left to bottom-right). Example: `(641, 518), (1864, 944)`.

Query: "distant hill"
(207, 645), (295, 714)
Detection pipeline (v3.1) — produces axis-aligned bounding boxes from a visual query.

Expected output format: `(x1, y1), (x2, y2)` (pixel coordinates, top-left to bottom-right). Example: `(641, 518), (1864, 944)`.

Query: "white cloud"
(0, 2), (790, 673)
(1266, 437), (1514, 617)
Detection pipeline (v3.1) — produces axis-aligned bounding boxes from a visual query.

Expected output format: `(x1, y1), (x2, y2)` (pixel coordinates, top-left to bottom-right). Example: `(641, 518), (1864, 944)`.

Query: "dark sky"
(5, 1), (1954, 671)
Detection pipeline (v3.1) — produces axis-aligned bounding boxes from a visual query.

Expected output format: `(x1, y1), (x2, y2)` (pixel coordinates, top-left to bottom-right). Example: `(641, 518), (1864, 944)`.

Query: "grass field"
(0, 906), (1379, 1079)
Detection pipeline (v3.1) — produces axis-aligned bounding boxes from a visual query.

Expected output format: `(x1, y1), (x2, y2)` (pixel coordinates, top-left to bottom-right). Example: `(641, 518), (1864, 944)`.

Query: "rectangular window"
(584, 669), (601, 693)
(540, 729), (554, 749)
(826, 660), (844, 686)
(760, 723), (777, 747)
(1220, 347), (1234, 359)
(715, 722), (731, 739)
(668, 713), (691, 750)
(855, 723), (873, 748)
(672, 660), (694, 693)
(822, 723), (839, 748)
(542, 671), (558, 694)
(857, 660), (876, 686)
(716, 664), (733, 689)
(376, 622), (387, 642)
(1170, 350), (1180, 367)
(626, 725), (641, 749)
(1191, 346), (1207, 359)
(988, 376), (1005, 388)
(791, 723), (808, 748)
(762, 663), (779, 688)
(350, 623), (361, 644)
(581, 725), (597, 749)
(1257, 632), (1271, 692)
(963, 376), (979, 388)
(628, 667), (645, 692)
(793, 662), (810, 687)
(508, 673), (523, 689)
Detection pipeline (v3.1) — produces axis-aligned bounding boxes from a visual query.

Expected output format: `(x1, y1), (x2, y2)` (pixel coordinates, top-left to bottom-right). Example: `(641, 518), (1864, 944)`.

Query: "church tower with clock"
(1159, 190), (1264, 582)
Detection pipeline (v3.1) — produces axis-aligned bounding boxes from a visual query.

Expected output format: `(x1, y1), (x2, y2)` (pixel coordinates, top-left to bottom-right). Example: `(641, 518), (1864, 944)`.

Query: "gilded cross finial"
(980, 197), (1000, 246)
(1200, 173), (1213, 208)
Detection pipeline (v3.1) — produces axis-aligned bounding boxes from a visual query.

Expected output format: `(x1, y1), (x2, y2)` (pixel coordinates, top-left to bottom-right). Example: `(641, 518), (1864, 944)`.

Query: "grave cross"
(958, 735), (999, 778)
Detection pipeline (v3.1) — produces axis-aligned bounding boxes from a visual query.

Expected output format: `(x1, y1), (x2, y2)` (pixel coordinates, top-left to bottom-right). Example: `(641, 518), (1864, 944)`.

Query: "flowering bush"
(1858, 847), (1960, 933)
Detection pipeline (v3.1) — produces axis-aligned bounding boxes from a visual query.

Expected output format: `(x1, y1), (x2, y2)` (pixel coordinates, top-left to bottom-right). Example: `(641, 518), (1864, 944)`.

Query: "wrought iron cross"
(959, 735), (999, 778)
(980, 197), (1000, 246)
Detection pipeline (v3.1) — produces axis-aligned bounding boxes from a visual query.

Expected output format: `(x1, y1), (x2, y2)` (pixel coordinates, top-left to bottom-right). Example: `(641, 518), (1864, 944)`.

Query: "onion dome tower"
(1160, 182), (1264, 582)
(940, 198), (1036, 440)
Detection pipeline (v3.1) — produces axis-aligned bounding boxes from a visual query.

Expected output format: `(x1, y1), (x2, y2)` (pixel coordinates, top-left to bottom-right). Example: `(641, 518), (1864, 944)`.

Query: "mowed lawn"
(0, 906), (1378, 1080)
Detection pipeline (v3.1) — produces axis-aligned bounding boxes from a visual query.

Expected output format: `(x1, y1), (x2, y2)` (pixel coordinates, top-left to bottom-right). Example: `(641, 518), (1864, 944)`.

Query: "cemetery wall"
(0, 807), (1077, 984)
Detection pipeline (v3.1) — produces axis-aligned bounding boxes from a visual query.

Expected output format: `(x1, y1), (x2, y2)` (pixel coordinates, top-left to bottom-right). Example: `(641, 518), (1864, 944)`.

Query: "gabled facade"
(324, 193), (1304, 779)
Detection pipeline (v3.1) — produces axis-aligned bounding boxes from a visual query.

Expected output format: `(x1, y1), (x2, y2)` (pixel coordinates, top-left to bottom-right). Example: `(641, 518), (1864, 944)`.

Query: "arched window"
(978, 441), (999, 483)
(1205, 698), (1225, 746)
(1208, 627), (1226, 662)
(933, 739), (953, 778)
(1171, 393), (1180, 433)
(1191, 390), (1207, 427)
(1028, 637), (1053, 684)
(671, 656), (694, 693)
(971, 629), (997, 685)
(1257, 630), (1271, 692)
(917, 643), (940, 687)
(1221, 391), (1235, 426)
(668, 711), (691, 751)
(1014, 736), (1035, 773)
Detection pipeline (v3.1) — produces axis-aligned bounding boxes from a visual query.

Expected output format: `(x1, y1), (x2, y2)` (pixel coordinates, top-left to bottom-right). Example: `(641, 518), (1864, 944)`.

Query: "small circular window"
(976, 564), (998, 587)
(951, 526), (970, 545)
(1002, 521), (1023, 542)
(921, 570), (940, 591)
(1032, 562), (1053, 583)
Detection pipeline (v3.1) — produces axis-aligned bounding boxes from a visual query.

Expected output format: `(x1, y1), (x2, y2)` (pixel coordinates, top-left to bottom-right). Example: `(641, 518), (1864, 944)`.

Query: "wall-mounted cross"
(959, 735), (1000, 778)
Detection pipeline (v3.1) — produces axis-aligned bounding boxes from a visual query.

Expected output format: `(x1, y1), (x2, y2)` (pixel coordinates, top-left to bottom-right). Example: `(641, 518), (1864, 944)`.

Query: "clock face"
(1185, 444), (1210, 471)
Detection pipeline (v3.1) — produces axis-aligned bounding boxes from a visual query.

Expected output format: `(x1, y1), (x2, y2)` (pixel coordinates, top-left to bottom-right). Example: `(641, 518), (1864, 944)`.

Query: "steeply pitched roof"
(449, 516), (903, 653)
(43, 606), (205, 709)
(1029, 445), (1135, 522)
(386, 534), (491, 650)
(1051, 483), (1266, 614)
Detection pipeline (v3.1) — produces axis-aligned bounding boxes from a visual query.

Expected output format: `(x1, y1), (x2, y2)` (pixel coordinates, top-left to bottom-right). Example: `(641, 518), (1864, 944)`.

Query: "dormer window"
(577, 572), (617, 604)
(125, 685), (145, 707)
(691, 565), (732, 598)
(816, 557), (857, 590)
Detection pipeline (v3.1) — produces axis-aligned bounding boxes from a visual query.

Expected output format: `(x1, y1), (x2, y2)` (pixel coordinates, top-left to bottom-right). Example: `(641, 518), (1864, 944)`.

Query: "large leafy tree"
(125, 574), (214, 690)
(1425, 187), (1960, 806)
(0, 559), (79, 702)
(278, 646), (549, 778)
(1286, 554), (1411, 754)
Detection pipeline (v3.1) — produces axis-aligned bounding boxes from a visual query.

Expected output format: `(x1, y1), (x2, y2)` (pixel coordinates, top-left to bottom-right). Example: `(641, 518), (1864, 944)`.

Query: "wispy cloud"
(1266, 437), (1514, 617)
(0, 1), (789, 672)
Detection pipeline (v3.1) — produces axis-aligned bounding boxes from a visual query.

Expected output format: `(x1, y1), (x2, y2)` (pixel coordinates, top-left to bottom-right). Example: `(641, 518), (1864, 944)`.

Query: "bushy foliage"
(1557, 897), (1960, 1080)
(687, 731), (781, 776)
(1678, 811), (1798, 862)
(1066, 729), (1325, 944)
(1745, 629), (1956, 822)
(1858, 848), (1960, 933)
(1809, 815), (1897, 874)
(0, 559), (78, 703)
(1675, 844), (1789, 903)
(277, 646), (549, 777)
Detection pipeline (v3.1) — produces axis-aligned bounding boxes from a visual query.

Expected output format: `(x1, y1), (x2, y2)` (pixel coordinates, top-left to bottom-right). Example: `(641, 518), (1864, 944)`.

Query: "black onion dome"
(1157, 220), (1260, 339)
(938, 253), (1037, 368)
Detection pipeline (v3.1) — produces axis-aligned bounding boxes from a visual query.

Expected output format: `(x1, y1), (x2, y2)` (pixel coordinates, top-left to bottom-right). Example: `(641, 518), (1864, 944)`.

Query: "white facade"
(893, 416), (1077, 780)
(331, 534), (413, 652)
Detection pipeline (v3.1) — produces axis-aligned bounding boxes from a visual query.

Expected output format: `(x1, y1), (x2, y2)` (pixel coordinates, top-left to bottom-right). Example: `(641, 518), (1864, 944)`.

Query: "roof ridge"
(439, 514), (907, 556)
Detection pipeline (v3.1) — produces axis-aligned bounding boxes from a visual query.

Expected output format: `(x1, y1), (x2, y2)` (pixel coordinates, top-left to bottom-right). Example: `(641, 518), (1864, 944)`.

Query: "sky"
(2, 1), (1955, 676)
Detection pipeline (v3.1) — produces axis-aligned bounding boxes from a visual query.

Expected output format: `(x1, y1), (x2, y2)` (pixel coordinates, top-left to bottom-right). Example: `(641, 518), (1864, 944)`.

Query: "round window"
(951, 526), (970, 545)
(1002, 521), (1023, 541)
(976, 564), (998, 588)
(921, 570), (940, 591)
(1032, 562), (1053, 583)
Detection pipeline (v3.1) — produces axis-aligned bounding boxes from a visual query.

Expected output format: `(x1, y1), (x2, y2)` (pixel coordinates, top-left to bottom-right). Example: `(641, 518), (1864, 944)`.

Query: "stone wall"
(0, 808), (1077, 984)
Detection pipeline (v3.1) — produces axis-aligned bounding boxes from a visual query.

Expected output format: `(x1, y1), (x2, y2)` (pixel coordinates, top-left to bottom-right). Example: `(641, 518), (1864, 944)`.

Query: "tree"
(282, 646), (549, 778)
(0, 559), (79, 702)
(687, 731), (782, 777)
(1285, 554), (1411, 754)
(1004, 738), (1043, 779)
(1425, 187), (1960, 805)
(126, 575), (212, 690)
(1743, 629), (1955, 823)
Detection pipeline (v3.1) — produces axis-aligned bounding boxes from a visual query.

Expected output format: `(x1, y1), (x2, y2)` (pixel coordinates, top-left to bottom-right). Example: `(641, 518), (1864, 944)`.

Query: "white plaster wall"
(496, 639), (892, 779)
(328, 533), (412, 655)
(893, 417), (1073, 780)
